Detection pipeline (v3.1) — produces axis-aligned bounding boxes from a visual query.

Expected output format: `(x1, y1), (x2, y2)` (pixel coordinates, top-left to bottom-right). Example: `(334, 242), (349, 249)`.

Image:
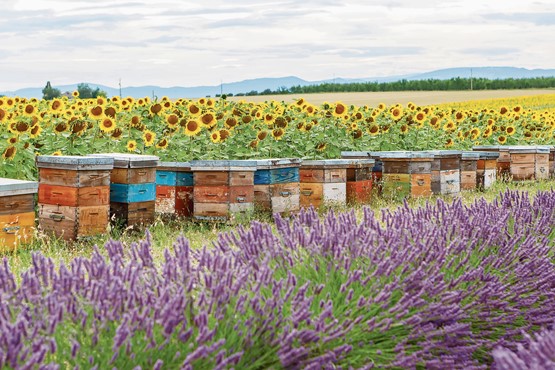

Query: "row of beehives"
(0, 145), (553, 251)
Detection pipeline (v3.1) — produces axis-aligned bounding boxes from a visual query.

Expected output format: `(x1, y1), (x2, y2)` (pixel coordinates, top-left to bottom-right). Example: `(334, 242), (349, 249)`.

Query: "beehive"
(472, 145), (511, 179)
(189, 160), (257, 221)
(156, 162), (194, 217)
(91, 153), (158, 227)
(341, 151), (382, 194)
(299, 159), (352, 208)
(460, 152), (480, 191)
(0, 178), (38, 252)
(508, 146), (550, 181)
(36, 155), (113, 241)
(474, 151), (499, 190)
(253, 158), (301, 214)
(377, 151), (434, 200)
(548, 146), (555, 178)
(344, 158), (375, 205)
(427, 150), (462, 196)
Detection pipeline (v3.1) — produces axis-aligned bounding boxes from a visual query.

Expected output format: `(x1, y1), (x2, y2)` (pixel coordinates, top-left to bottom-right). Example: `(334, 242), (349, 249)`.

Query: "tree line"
(232, 76), (555, 96)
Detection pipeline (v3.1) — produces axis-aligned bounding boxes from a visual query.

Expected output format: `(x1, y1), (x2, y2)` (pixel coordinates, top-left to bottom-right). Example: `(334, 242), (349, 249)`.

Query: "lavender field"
(1, 189), (555, 369)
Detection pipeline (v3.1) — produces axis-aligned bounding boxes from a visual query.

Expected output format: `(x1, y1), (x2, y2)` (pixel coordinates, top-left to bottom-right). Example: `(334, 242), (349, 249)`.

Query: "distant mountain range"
(3, 67), (555, 99)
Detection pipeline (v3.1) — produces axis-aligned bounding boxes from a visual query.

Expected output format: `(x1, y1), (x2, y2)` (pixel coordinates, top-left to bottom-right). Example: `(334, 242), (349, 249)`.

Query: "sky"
(1, 0), (554, 91)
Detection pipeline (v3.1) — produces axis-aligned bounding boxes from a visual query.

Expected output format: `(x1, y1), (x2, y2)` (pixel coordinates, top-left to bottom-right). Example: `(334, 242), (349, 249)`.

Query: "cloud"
(486, 12), (555, 26)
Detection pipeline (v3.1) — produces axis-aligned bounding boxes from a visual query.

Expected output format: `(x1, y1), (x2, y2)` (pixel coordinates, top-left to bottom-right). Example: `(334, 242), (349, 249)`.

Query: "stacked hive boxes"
(156, 162), (194, 217)
(92, 153), (159, 227)
(341, 151), (382, 194)
(508, 146), (550, 181)
(36, 155), (113, 240)
(548, 146), (555, 178)
(473, 146), (511, 179)
(253, 158), (301, 214)
(299, 160), (350, 208)
(460, 152), (479, 191)
(0, 178), (38, 251)
(475, 151), (499, 190)
(428, 150), (461, 196)
(379, 152), (434, 200)
(345, 158), (375, 205)
(189, 160), (256, 221)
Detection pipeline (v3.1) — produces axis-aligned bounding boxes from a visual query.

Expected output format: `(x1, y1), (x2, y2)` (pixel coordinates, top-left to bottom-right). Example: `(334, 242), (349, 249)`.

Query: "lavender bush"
(1, 189), (555, 369)
(493, 326), (555, 369)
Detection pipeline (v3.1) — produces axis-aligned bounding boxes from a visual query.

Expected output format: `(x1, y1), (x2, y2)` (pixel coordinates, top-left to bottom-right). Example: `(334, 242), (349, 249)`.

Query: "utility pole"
(119, 78), (122, 97)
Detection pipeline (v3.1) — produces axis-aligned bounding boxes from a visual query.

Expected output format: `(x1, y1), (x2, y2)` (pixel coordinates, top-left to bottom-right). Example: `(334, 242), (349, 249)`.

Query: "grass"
(4, 177), (554, 276)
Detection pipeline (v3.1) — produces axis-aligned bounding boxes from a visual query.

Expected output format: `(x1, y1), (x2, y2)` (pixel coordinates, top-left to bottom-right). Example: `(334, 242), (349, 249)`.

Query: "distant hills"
(3, 67), (555, 99)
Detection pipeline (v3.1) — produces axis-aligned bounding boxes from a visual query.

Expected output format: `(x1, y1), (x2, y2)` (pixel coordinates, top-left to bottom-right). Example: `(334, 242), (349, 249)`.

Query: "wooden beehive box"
(36, 155), (113, 241)
(341, 151), (382, 185)
(378, 151), (434, 200)
(473, 145), (510, 179)
(156, 162), (194, 217)
(427, 150), (461, 196)
(474, 151), (499, 190)
(90, 153), (159, 227)
(189, 160), (257, 221)
(299, 159), (352, 208)
(253, 158), (301, 214)
(0, 178), (38, 252)
(508, 146), (550, 181)
(548, 146), (555, 178)
(344, 158), (375, 205)
(460, 152), (479, 191)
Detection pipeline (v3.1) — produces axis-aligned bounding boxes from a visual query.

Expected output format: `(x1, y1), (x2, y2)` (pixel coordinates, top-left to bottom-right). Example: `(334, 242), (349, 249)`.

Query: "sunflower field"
(1, 93), (555, 180)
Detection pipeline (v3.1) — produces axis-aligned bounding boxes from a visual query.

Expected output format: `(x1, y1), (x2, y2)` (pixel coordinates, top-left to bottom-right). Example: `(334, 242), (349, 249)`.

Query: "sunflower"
(187, 103), (201, 116)
(414, 111), (426, 124)
(54, 122), (69, 134)
(23, 104), (36, 116)
(445, 138), (454, 147)
(225, 117), (238, 129)
(50, 99), (64, 112)
(96, 97), (106, 105)
(219, 129), (230, 141)
(7, 137), (18, 145)
(249, 139), (259, 148)
(332, 102), (347, 118)
(29, 124), (43, 138)
(71, 120), (88, 136)
(150, 103), (162, 115)
(99, 117), (117, 133)
(368, 124), (380, 135)
(482, 128), (493, 138)
(166, 114), (179, 127)
(143, 130), (156, 146)
(210, 131), (221, 143)
(156, 138), (169, 149)
(126, 140), (138, 152)
(497, 135), (507, 144)
(104, 106), (117, 118)
(470, 128), (481, 140)
(200, 113), (216, 128)
(352, 129), (363, 139)
(0, 108), (6, 122)
(241, 115), (252, 124)
(390, 106), (403, 121)
(184, 120), (202, 136)
(257, 130), (268, 140)
(52, 150), (62, 156)
(454, 111), (465, 121)
(272, 128), (284, 140)
(443, 120), (456, 132)
(130, 115), (141, 126)
(111, 128), (123, 140)
(89, 105), (104, 119)
(2, 146), (16, 160)
(499, 106), (508, 115)
(72, 90), (79, 98)
(400, 124), (409, 134)
(506, 125), (516, 136)
(316, 143), (326, 152)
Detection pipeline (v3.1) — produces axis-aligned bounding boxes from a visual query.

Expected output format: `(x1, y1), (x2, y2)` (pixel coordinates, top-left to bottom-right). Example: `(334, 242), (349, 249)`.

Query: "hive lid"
(472, 145), (502, 151)
(301, 159), (360, 168)
(340, 151), (379, 159)
(157, 161), (192, 171)
(36, 155), (114, 170)
(253, 158), (303, 169)
(461, 152), (480, 160)
(473, 151), (501, 159)
(508, 145), (550, 154)
(189, 159), (258, 171)
(0, 177), (39, 196)
(377, 151), (435, 160)
(90, 153), (159, 168)
(424, 150), (462, 157)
